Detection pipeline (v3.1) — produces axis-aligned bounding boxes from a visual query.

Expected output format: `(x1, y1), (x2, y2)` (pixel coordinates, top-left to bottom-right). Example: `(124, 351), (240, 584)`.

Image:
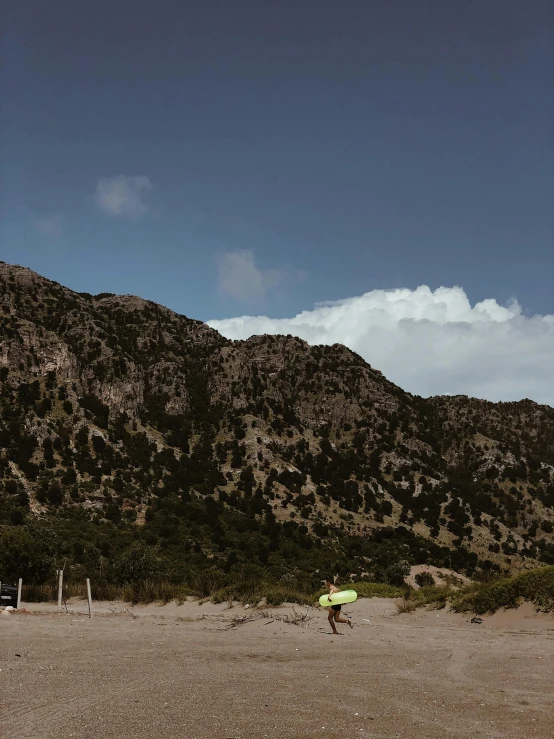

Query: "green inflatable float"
(319, 589), (358, 608)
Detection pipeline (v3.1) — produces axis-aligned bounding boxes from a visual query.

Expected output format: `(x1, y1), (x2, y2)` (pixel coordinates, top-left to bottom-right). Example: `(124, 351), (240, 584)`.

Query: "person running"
(324, 578), (353, 634)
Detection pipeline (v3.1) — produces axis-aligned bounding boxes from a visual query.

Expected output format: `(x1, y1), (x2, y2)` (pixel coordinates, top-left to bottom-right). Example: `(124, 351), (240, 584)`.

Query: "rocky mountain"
(1, 262), (553, 589)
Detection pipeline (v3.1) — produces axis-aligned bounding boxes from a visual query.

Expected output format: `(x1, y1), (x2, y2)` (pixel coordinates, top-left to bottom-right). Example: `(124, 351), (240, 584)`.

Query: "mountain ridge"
(1, 261), (553, 589)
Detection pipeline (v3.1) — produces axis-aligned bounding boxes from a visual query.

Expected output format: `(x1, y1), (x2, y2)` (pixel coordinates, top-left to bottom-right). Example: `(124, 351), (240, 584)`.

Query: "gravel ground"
(2, 598), (553, 739)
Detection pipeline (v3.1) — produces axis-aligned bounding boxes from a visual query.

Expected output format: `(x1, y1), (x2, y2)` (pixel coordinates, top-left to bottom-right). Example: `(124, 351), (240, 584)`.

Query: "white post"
(17, 578), (22, 609)
(86, 578), (93, 619)
(57, 569), (64, 610)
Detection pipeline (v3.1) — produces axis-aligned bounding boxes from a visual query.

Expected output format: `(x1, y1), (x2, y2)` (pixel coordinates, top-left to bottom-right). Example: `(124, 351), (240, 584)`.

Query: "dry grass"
(395, 597), (418, 614)
(224, 606), (315, 630)
(277, 606), (315, 627)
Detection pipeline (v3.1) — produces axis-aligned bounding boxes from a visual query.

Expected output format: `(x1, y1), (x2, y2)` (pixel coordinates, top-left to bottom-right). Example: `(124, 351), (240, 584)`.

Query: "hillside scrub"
(22, 571), (554, 613)
(450, 566), (554, 614)
(22, 580), (193, 605)
(346, 582), (406, 599)
(414, 584), (453, 609)
(20, 577), (407, 607)
(0, 512), (487, 598)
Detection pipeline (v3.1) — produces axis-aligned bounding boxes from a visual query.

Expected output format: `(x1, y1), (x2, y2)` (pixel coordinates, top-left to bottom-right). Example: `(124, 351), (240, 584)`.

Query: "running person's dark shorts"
(330, 604), (341, 612)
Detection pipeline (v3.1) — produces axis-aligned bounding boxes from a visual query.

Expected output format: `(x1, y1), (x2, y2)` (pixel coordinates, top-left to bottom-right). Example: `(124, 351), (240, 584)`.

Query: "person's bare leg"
(328, 609), (338, 634)
(334, 611), (353, 629)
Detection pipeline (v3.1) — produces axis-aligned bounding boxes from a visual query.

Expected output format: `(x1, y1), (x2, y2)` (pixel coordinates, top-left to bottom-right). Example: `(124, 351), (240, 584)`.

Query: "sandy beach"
(2, 598), (553, 739)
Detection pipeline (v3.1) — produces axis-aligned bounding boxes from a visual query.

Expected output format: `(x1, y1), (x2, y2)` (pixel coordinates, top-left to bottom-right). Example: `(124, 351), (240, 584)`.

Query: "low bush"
(211, 583), (313, 607)
(450, 566), (554, 614)
(415, 584), (451, 609)
(395, 597), (417, 613)
(415, 571), (435, 587)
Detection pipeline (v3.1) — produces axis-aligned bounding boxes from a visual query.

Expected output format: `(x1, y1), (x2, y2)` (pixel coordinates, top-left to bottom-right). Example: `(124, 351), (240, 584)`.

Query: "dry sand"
(2, 597), (553, 739)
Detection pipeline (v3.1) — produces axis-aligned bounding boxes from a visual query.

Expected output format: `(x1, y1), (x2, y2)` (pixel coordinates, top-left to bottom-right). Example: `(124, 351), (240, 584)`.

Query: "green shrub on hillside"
(451, 566), (554, 613)
(415, 571), (435, 587)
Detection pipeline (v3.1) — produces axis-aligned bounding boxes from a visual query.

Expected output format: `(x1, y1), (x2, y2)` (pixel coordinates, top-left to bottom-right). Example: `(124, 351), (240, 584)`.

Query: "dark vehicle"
(0, 581), (18, 608)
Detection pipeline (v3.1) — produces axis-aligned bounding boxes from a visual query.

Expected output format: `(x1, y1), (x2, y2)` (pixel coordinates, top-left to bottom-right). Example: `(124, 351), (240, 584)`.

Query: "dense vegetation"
(450, 565), (554, 614)
(1, 262), (553, 598)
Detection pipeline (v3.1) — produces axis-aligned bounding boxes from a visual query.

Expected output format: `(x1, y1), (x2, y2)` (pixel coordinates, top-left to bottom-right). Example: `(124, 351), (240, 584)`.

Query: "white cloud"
(94, 175), (152, 220)
(35, 214), (66, 238)
(216, 249), (305, 303)
(207, 285), (554, 406)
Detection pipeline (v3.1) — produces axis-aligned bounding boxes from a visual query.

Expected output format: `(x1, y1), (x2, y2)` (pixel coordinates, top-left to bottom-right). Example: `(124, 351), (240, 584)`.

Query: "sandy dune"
(2, 598), (553, 738)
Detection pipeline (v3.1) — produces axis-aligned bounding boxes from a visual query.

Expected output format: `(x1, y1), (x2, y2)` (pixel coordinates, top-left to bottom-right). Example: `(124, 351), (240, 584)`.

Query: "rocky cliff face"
(1, 261), (553, 581)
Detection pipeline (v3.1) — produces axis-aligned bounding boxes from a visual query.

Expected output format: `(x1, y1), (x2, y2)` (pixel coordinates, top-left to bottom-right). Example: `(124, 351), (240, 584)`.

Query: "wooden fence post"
(57, 569), (64, 611)
(86, 578), (93, 619)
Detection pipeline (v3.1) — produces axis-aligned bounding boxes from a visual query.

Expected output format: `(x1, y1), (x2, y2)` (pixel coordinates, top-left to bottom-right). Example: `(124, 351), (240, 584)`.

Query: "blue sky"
(1, 1), (553, 402)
